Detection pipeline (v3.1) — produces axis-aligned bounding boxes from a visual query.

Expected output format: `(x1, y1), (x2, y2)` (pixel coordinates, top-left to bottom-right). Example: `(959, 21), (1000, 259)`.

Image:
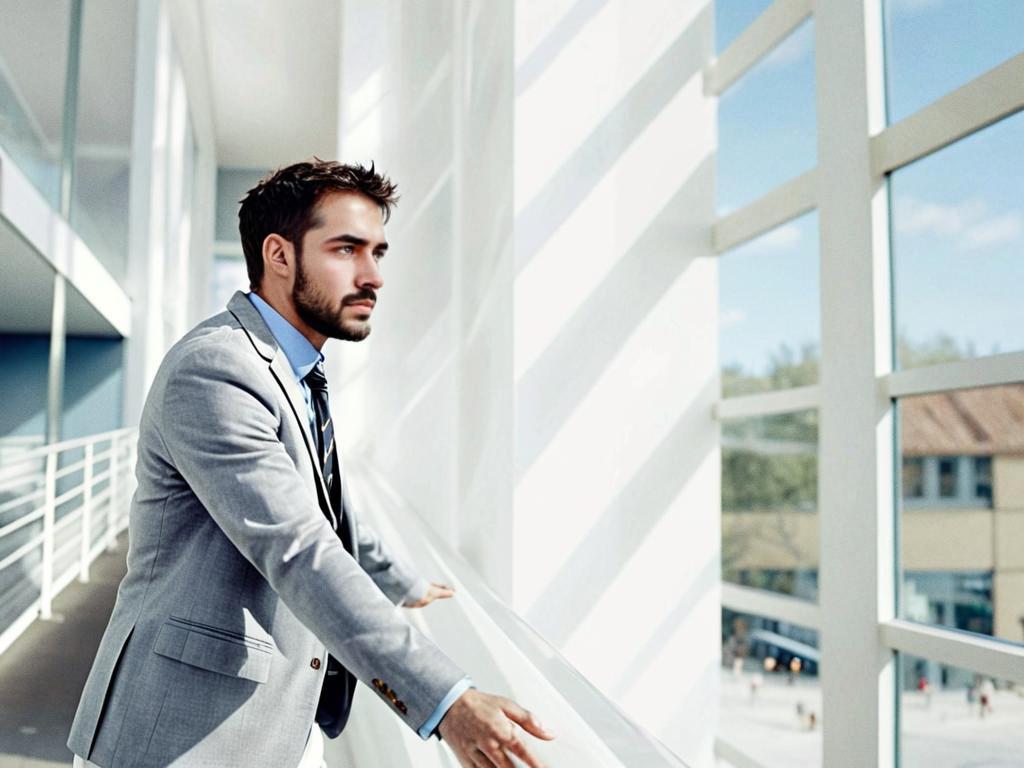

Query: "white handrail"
(0, 427), (138, 657)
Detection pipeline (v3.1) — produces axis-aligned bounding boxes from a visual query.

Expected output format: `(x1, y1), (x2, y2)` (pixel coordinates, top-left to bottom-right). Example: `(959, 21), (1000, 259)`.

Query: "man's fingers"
(433, 582), (456, 597)
(472, 748), (498, 768)
(482, 745), (516, 768)
(507, 734), (548, 768)
(499, 700), (555, 740)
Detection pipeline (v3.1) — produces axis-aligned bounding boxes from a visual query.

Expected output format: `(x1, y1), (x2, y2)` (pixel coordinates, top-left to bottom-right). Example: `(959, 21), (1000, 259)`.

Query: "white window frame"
(710, 2), (1024, 766)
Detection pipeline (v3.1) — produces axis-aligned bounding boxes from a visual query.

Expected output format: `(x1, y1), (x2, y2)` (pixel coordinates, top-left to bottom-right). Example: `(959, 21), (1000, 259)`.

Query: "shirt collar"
(246, 292), (323, 382)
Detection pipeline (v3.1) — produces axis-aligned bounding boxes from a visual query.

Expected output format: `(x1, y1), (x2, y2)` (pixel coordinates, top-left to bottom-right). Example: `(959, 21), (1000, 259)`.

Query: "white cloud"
(720, 308), (746, 329)
(894, 196), (986, 236)
(894, 195), (1022, 251)
(962, 212), (1023, 250)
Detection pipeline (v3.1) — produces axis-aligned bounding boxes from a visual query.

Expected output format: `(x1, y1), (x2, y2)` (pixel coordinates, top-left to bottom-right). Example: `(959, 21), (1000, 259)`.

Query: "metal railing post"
(107, 434), (119, 550)
(40, 449), (57, 619)
(80, 441), (93, 582)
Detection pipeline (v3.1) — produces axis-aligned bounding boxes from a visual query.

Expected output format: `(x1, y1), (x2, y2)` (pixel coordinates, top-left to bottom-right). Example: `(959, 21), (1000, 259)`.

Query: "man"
(67, 160), (555, 767)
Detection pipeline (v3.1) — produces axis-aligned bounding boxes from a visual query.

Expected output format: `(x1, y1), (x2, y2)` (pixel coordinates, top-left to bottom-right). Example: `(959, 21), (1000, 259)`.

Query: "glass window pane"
(717, 18), (816, 214)
(891, 112), (1024, 370)
(0, 4), (71, 207)
(899, 384), (1024, 646)
(720, 608), (821, 768)
(209, 256), (249, 315)
(720, 212), (819, 397)
(899, 654), (1024, 768)
(903, 457), (925, 499)
(884, 0), (1024, 125)
(938, 458), (959, 498)
(722, 410), (819, 601)
(715, 0), (775, 54)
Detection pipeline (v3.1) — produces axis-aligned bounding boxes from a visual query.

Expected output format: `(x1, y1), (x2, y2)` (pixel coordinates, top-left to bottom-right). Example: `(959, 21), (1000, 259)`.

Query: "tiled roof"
(901, 384), (1024, 456)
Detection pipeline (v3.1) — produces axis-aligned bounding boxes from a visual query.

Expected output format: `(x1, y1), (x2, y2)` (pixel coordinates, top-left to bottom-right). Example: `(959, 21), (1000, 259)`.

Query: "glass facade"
(883, 0), (1024, 124)
(717, 18), (816, 214)
(0, 4), (72, 208)
(899, 654), (1024, 768)
(719, 212), (819, 397)
(70, 0), (139, 284)
(722, 410), (819, 600)
(898, 384), (1024, 647)
(720, 608), (821, 768)
(890, 111), (1024, 369)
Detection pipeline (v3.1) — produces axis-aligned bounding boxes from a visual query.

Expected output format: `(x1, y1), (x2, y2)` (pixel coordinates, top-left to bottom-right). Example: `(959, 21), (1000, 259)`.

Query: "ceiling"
(195, 0), (341, 167)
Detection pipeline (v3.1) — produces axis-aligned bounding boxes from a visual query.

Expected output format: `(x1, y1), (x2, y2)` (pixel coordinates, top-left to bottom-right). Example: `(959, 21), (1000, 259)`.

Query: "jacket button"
(311, 658), (321, 670)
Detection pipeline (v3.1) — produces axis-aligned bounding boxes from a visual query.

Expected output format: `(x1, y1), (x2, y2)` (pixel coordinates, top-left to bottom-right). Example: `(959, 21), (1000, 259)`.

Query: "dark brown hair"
(238, 158), (399, 289)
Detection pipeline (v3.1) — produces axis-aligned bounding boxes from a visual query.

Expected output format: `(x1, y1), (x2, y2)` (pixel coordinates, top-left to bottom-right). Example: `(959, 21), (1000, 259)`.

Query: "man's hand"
(437, 688), (555, 768)
(403, 581), (455, 608)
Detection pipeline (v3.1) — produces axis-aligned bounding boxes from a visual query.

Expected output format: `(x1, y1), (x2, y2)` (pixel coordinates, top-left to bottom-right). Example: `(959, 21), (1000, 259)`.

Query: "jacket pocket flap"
(152, 619), (272, 684)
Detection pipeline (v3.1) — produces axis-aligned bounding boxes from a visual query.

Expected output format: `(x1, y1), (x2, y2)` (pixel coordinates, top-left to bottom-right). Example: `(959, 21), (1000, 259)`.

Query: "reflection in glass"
(891, 111), (1024, 369)
(717, 19), (816, 213)
(722, 411), (818, 600)
(899, 654), (1024, 768)
(899, 384), (1024, 647)
(0, 4), (71, 206)
(720, 213), (819, 398)
(883, 0), (1024, 124)
(209, 257), (249, 315)
(70, 2), (138, 282)
(720, 609), (821, 768)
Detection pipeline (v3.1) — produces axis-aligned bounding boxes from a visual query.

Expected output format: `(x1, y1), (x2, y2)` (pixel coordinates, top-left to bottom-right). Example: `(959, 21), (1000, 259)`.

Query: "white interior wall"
(336, 2), (718, 764)
(512, 2), (718, 763)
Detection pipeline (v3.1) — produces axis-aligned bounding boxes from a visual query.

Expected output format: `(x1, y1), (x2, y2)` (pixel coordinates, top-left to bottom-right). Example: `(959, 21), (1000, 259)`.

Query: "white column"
(79, 440), (93, 581)
(815, 1), (895, 766)
(40, 450), (57, 620)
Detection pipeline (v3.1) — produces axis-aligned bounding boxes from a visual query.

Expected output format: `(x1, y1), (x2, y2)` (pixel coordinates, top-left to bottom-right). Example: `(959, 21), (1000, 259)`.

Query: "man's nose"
(358, 256), (384, 290)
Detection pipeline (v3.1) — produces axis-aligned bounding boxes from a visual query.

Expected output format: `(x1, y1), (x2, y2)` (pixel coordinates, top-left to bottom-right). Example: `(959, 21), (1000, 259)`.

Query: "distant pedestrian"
(979, 678), (995, 718)
(750, 672), (763, 704)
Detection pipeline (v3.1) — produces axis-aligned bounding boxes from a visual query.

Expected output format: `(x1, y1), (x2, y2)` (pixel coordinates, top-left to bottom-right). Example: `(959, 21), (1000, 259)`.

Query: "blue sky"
(716, 0), (1024, 377)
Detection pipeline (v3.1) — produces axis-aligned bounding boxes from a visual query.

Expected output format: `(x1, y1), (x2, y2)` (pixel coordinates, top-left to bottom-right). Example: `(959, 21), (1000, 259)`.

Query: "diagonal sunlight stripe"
(514, 71), (710, 380)
(515, 0), (611, 97)
(514, 5), (711, 274)
(514, 156), (714, 483)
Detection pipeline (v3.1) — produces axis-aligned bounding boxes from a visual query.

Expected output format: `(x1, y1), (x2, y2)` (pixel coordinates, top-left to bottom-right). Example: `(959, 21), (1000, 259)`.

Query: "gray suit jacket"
(67, 291), (465, 767)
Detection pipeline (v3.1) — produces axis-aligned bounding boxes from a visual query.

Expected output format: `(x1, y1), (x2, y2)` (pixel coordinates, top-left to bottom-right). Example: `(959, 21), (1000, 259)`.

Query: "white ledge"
(704, 0), (813, 96)
(871, 51), (1024, 175)
(720, 582), (821, 630)
(713, 169), (816, 254)
(880, 619), (1024, 686)
(0, 146), (131, 337)
(884, 351), (1024, 399)
(714, 385), (820, 420)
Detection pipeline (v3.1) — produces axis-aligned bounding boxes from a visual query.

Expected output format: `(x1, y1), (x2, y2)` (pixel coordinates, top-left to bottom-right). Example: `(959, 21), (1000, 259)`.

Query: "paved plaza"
(718, 667), (1024, 768)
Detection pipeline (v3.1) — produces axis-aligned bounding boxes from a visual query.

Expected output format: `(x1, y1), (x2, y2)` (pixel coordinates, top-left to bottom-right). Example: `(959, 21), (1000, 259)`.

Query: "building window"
(938, 457), (958, 498)
(974, 457), (993, 502)
(902, 457), (925, 499)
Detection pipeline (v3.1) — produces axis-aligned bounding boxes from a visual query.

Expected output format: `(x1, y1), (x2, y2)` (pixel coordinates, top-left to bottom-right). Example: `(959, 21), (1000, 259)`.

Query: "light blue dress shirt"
(246, 292), (472, 740)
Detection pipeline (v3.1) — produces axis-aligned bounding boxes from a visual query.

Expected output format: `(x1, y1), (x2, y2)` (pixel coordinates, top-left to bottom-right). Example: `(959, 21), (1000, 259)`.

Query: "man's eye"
(339, 245), (354, 254)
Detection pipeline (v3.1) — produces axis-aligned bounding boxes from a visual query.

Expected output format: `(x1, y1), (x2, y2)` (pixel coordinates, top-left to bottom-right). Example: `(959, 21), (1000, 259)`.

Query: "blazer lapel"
(227, 291), (340, 530)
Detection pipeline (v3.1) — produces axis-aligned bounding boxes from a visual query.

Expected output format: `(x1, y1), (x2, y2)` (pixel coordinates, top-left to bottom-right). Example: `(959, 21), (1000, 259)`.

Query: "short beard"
(292, 247), (373, 342)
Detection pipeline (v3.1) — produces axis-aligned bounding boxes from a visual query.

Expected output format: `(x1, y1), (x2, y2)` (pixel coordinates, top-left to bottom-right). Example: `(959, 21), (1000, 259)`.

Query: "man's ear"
(263, 234), (292, 281)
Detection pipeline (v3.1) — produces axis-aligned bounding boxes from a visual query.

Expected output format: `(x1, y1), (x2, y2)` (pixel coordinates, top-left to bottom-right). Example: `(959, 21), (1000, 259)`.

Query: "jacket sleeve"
(353, 513), (430, 606)
(157, 342), (466, 734)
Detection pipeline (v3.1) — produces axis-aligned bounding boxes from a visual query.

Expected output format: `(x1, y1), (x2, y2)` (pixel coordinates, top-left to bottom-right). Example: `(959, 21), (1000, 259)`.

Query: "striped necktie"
(304, 362), (336, 496)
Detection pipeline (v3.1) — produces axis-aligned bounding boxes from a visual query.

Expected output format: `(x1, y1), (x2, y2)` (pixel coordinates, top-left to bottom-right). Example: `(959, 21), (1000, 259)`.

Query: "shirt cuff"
(417, 676), (475, 740)
(399, 576), (431, 606)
